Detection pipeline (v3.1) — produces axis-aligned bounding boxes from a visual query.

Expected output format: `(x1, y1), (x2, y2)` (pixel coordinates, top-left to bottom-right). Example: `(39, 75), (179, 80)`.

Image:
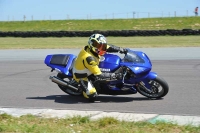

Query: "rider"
(72, 33), (127, 100)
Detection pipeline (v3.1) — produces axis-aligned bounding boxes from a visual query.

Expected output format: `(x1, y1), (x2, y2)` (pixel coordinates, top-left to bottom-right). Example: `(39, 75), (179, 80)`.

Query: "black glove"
(119, 48), (128, 54)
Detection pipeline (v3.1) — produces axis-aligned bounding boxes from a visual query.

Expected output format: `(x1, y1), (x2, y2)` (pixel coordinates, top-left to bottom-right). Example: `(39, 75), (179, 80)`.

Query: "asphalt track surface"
(0, 48), (200, 117)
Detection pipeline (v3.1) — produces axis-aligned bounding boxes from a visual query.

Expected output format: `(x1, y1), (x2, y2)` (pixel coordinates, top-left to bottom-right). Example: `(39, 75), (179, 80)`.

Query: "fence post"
(23, 15), (26, 22)
(133, 12), (135, 18)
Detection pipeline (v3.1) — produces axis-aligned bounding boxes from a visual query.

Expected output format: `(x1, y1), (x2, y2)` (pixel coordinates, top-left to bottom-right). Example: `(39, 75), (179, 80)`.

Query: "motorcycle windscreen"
(122, 50), (152, 69)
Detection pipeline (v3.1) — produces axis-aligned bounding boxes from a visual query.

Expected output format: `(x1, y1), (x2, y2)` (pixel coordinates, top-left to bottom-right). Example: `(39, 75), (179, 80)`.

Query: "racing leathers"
(72, 44), (127, 99)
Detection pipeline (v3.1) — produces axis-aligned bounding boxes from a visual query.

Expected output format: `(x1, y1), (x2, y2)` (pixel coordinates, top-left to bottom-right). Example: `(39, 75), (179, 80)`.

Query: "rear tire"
(57, 73), (82, 96)
(136, 76), (169, 99)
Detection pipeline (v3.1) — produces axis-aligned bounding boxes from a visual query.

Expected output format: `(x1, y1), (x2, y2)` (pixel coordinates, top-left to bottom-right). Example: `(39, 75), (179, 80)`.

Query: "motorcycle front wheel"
(57, 73), (82, 96)
(136, 76), (169, 99)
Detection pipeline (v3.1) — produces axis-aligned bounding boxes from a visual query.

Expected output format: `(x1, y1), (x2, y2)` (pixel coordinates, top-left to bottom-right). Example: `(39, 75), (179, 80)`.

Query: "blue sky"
(0, 0), (199, 21)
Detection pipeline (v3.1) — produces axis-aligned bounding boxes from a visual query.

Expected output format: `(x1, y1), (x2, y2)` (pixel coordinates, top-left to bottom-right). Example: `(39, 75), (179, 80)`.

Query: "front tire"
(57, 73), (82, 96)
(136, 76), (169, 99)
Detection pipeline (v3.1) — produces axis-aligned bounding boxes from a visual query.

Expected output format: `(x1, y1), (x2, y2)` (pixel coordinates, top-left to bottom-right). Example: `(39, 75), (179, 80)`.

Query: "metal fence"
(3, 10), (199, 22)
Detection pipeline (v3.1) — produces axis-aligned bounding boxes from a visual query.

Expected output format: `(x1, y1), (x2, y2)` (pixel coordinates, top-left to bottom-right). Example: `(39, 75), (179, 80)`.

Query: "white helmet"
(88, 33), (107, 55)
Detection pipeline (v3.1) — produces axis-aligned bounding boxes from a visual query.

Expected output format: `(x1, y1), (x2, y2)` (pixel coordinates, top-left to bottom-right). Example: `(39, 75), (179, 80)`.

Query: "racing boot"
(83, 91), (98, 102)
(80, 79), (98, 102)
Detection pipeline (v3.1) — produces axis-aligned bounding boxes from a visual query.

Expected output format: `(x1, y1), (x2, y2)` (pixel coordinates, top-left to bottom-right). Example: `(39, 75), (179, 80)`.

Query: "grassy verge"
(0, 114), (199, 133)
(0, 36), (200, 49)
(0, 17), (200, 31)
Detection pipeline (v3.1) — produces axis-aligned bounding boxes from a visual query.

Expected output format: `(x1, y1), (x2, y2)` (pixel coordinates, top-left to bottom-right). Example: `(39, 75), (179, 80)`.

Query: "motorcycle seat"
(50, 55), (70, 66)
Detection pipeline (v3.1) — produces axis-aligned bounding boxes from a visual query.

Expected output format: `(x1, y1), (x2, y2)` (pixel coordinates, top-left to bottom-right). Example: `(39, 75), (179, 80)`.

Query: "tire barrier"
(0, 29), (199, 37)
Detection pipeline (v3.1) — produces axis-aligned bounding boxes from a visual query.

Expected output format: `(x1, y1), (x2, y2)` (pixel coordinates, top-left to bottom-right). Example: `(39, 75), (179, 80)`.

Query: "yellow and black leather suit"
(72, 44), (126, 98)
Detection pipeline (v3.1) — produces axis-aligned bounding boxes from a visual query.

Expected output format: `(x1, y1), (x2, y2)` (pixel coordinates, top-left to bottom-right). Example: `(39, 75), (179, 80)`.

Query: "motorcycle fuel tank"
(99, 54), (121, 72)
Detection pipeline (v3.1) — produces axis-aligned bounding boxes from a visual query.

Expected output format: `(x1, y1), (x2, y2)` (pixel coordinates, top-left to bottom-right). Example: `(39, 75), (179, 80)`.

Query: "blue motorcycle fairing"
(125, 64), (151, 76)
(99, 54), (121, 72)
(146, 71), (157, 80)
(44, 54), (76, 76)
(99, 50), (152, 73)
(119, 50), (152, 77)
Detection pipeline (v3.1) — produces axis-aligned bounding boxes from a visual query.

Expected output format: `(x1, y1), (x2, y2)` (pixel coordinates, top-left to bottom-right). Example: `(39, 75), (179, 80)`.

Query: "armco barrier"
(0, 29), (199, 37)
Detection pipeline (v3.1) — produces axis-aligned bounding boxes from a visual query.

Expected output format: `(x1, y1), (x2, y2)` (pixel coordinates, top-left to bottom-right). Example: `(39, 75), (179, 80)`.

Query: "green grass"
(0, 17), (200, 31)
(1, 17), (200, 49)
(0, 36), (200, 49)
(0, 114), (199, 133)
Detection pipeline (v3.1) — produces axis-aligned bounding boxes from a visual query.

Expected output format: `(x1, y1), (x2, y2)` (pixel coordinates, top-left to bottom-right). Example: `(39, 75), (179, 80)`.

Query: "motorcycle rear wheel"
(57, 73), (82, 96)
(136, 76), (169, 99)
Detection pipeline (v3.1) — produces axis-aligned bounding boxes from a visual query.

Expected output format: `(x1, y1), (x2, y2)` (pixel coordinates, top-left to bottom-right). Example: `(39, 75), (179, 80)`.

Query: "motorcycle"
(44, 48), (169, 101)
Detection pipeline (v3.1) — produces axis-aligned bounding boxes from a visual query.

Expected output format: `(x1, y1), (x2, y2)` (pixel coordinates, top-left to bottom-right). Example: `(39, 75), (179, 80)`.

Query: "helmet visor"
(97, 43), (107, 56)
(96, 43), (107, 51)
(92, 41), (107, 55)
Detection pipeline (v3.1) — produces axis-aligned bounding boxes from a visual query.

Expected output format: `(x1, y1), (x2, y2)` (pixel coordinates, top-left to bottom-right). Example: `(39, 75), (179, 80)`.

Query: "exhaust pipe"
(49, 76), (78, 91)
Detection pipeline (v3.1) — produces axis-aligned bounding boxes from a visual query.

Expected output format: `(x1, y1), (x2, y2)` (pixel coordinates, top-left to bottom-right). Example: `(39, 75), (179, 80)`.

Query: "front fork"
(135, 72), (158, 93)
(122, 68), (128, 84)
